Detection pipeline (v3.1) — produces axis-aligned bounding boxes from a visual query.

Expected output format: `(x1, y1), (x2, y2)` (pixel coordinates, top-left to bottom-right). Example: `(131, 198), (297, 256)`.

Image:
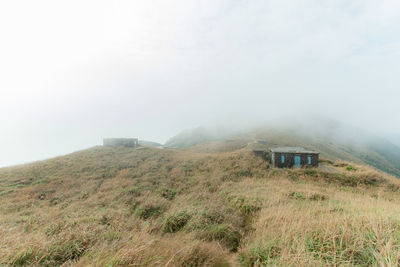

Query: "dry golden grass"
(1, 146), (400, 266)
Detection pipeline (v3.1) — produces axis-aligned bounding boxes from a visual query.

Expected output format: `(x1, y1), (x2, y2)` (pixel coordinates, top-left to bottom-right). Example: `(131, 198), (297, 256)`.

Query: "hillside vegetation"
(1, 146), (400, 266)
(167, 126), (400, 177)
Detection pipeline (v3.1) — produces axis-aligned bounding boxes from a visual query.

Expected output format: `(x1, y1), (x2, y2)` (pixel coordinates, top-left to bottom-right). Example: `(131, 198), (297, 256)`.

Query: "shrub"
(357, 173), (384, 186)
(49, 196), (63, 206)
(334, 162), (348, 167)
(234, 197), (261, 216)
(386, 183), (400, 192)
(235, 169), (252, 177)
(289, 192), (327, 201)
(305, 231), (377, 265)
(183, 163), (193, 175)
(134, 204), (163, 219)
(239, 241), (281, 266)
(303, 169), (317, 176)
(173, 243), (230, 267)
(11, 248), (41, 266)
(45, 223), (64, 236)
(100, 215), (111, 226)
(321, 172), (384, 187)
(192, 210), (226, 229)
(309, 193), (328, 201)
(124, 187), (142, 197)
(12, 236), (93, 266)
(40, 236), (91, 266)
(222, 168), (253, 182)
(199, 224), (241, 252)
(288, 192), (305, 200)
(346, 165), (357, 171)
(204, 180), (220, 193)
(270, 169), (279, 176)
(163, 211), (191, 233)
(160, 188), (177, 200)
(320, 172), (358, 187)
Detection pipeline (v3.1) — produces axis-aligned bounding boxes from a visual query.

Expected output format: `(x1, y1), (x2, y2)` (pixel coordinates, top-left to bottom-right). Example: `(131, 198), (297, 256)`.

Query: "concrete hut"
(103, 138), (138, 148)
(270, 147), (319, 168)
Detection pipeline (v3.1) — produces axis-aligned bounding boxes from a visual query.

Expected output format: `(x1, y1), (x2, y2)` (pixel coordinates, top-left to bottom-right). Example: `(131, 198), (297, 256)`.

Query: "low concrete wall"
(103, 138), (138, 147)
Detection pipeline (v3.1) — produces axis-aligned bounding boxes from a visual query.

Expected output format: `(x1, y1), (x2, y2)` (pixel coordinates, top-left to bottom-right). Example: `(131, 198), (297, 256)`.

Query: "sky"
(1, 0), (400, 167)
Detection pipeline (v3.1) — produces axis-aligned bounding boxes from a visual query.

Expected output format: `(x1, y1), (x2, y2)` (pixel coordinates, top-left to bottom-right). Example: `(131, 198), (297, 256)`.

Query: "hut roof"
(270, 147), (319, 154)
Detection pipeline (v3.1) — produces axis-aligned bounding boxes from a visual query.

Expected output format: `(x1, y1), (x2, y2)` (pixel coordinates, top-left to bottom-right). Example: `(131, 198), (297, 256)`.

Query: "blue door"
(294, 155), (301, 168)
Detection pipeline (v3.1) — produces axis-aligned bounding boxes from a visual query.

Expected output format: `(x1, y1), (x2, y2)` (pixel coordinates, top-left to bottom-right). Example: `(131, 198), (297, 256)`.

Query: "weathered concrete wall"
(103, 138), (138, 147)
(271, 152), (319, 168)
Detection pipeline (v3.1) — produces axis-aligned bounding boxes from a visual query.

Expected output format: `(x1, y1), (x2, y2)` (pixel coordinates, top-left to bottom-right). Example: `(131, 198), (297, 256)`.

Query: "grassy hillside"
(2, 146), (400, 266)
(167, 126), (400, 177)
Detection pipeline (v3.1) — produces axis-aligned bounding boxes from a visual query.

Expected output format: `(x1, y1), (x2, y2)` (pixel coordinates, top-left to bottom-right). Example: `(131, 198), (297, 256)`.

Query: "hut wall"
(272, 152), (318, 168)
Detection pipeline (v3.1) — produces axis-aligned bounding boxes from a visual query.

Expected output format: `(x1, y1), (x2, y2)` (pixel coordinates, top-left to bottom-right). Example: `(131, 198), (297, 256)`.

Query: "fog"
(1, 0), (400, 167)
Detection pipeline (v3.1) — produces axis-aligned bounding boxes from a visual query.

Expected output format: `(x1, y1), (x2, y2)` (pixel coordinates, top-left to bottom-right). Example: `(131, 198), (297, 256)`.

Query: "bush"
(234, 197), (261, 216)
(124, 187), (142, 197)
(235, 169), (252, 177)
(12, 248), (41, 266)
(40, 236), (91, 266)
(173, 243), (230, 267)
(199, 224), (241, 252)
(303, 169), (317, 176)
(12, 236), (93, 266)
(288, 192), (327, 201)
(190, 209), (226, 230)
(163, 211), (191, 233)
(134, 204), (163, 219)
(321, 172), (384, 187)
(160, 188), (177, 200)
(346, 165), (357, 171)
(239, 241), (281, 266)
(45, 223), (64, 236)
(100, 215), (111, 226)
(183, 163), (193, 175)
(288, 192), (305, 200)
(222, 168), (253, 182)
(357, 173), (384, 186)
(320, 172), (358, 187)
(309, 193), (328, 201)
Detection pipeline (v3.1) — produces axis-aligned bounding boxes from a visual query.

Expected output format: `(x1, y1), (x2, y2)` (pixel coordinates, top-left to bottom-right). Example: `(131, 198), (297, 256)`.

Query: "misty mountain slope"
(167, 125), (400, 177)
(164, 126), (236, 149)
(2, 146), (400, 266)
(385, 134), (400, 148)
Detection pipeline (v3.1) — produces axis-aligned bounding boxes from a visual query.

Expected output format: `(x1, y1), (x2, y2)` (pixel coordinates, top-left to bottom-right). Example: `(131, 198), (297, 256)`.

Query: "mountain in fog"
(166, 120), (400, 177)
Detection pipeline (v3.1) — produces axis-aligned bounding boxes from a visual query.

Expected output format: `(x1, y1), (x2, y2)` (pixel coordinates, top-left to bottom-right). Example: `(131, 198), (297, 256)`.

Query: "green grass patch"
(160, 188), (177, 200)
(0, 189), (14, 196)
(288, 192), (305, 200)
(32, 178), (50, 185)
(345, 165), (357, 171)
(199, 224), (241, 252)
(239, 241), (281, 266)
(11, 248), (41, 266)
(40, 237), (92, 266)
(134, 204), (163, 219)
(234, 196), (261, 215)
(163, 211), (191, 233)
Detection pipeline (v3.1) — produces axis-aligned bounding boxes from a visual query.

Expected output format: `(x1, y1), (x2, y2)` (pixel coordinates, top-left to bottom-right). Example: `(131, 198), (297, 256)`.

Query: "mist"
(1, 0), (400, 167)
